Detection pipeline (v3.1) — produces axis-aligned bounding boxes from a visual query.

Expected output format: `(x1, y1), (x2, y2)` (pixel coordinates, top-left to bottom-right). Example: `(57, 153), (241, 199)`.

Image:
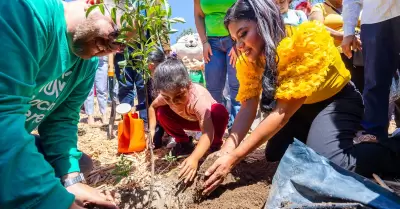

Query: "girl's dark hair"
(148, 47), (166, 64)
(152, 56), (191, 93)
(224, 0), (286, 112)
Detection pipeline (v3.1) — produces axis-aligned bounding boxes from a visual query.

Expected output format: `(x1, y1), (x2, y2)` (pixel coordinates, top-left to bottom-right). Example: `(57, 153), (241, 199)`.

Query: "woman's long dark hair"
(224, 0), (286, 112)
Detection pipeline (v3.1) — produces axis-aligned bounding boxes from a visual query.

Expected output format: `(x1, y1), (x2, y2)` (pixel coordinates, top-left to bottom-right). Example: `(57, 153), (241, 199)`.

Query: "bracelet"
(62, 173), (86, 188)
(202, 40), (208, 45)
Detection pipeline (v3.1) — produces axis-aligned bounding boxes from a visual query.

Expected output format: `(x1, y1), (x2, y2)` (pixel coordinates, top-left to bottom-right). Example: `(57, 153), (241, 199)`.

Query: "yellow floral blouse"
(235, 21), (350, 104)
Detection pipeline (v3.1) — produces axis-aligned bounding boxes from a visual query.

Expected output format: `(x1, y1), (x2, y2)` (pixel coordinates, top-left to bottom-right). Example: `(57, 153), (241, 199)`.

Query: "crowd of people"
(0, 0), (399, 208)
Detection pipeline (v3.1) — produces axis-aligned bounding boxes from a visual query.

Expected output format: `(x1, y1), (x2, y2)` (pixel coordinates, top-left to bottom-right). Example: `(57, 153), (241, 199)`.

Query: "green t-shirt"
(200, 0), (237, 37)
(0, 0), (98, 208)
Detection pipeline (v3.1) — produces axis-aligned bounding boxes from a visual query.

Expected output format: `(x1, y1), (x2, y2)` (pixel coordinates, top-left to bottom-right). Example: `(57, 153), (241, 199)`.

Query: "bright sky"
(169, 0), (195, 44)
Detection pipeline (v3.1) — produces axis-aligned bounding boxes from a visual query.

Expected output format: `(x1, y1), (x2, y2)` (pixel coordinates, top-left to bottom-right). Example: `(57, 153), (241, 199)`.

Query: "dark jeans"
(114, 52), (148, 123)
(392, 70), (400, 127)
(34, 135), (93, 178)
(395, 99), (400, 127)
(361, 16), (400, 139)
(265, 83), (400, 178)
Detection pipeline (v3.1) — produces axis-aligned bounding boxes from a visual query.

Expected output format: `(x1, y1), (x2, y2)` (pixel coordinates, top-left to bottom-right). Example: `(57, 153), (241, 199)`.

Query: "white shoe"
(166, 137), (177, 149)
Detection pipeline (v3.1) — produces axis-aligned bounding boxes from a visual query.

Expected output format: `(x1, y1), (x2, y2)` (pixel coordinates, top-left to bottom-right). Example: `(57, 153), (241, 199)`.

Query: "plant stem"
(143, 68), (155, 206)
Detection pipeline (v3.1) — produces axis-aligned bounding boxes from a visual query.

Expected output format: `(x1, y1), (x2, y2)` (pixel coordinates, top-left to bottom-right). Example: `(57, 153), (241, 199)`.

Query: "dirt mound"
(190, 150), (277, 209)
(116, 149), (276, 209)
(77, 106), (277, 209)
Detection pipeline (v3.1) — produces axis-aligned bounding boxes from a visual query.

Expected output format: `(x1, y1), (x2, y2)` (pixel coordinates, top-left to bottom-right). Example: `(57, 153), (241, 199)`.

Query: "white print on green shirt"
(25, 70), (73, 126)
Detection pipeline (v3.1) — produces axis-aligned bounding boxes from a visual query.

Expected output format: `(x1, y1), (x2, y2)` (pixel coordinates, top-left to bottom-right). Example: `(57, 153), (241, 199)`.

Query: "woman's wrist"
(222, 137), (237, 150)
(229, 150), (242, 165)
(201, 39), (208, 45)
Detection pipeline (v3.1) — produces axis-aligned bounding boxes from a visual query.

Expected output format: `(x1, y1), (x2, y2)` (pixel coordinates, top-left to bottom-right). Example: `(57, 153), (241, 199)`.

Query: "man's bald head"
(64, 0), (125, 59)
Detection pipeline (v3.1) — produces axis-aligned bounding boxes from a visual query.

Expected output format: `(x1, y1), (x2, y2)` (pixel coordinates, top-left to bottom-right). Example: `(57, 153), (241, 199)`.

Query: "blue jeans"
(84, 56), (108, 115)
(205, 36), (240, 127)
(114, 52), (148, 122)
(361, 16), (400, 139)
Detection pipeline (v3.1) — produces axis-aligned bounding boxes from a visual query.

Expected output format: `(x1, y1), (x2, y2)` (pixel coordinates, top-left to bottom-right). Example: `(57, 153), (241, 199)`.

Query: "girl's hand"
(202, 42), (213, 63)
(228, 48), (238, 67)
(178, 156), (199, 183)
(147, 129), (155, 149)
(202, 153), (238, 196)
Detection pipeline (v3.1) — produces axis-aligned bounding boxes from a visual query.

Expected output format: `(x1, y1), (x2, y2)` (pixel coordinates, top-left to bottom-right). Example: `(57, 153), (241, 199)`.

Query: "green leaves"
(169, 17), (185, 23)
(168, 28), (178, 34)
(84, 0), (184, 81)
(85, 4), (99, 17)
(164, 0), (171, 18)
(111, 7), (117, 23)
(85, 3), (104, 18)
(99, 3), (105, 14)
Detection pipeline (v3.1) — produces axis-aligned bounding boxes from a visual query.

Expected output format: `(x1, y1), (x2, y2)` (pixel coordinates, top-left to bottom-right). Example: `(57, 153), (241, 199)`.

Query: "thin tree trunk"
(143, 69), (155, 205)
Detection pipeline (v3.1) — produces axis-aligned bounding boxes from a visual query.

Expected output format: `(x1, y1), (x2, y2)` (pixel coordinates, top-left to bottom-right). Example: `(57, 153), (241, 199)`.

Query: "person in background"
(194, 0), (241, 130)
(113, 1), (171, 125)
(202, 0), (400, 196)
(148, 58), (229, 183)
(84, 55), (111, 125)
(342, 0), (400, 142)
(309, 0), (364, 93)
(0, 0), (121, 208)
(389, 67), (400, 136)
(132, 48), (166, 149)
(114, 48), (148, 123)
(294, 1), (312, 16)
(276, 0), (308, 27)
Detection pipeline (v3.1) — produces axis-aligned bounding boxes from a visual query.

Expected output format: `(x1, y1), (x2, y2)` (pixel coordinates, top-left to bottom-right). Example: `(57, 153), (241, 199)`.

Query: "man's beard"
(71, 19), (98, 59)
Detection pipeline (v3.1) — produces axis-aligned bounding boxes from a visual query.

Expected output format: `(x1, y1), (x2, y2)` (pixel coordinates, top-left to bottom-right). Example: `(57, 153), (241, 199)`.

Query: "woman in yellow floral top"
(202, 0), (400, 196)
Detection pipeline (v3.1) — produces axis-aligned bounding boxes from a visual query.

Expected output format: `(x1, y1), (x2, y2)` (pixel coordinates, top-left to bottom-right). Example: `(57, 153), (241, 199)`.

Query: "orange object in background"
(117, 112), (146, 153)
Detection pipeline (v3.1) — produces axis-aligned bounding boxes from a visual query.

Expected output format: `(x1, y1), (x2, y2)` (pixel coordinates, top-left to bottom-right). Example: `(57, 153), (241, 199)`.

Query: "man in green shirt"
(0, 0), (124, 208)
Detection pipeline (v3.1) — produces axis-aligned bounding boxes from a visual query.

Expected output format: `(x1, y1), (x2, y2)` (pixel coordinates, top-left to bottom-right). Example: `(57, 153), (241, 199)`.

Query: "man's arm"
(37, 61), (118, 209)
(37, 60), (97, 179)
(0, 2), (75, 208)
(343, 0), (362, 37)
(342, 0), (363, 58)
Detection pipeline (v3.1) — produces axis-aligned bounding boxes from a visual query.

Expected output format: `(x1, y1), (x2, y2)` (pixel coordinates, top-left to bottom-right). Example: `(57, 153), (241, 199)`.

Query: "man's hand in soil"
(202, 153), (238, 196)
(179, 156), (199, 183)
(69, 202), (85, 209)
(66, 183), (119, 209)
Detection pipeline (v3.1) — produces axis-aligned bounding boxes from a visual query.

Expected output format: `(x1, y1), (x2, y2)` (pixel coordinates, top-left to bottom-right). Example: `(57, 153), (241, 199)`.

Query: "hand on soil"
(178, 156), (199, 183)
(66, 183), (119, 209)
(202, 154), (238, 196)
(147, 130), (155, 149)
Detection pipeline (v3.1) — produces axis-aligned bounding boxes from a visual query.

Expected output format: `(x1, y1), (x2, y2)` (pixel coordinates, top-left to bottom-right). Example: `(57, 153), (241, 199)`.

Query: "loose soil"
(77, 104), (276, 209)
(115, 148), (276, 209)
(76, 103), (399, 209)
